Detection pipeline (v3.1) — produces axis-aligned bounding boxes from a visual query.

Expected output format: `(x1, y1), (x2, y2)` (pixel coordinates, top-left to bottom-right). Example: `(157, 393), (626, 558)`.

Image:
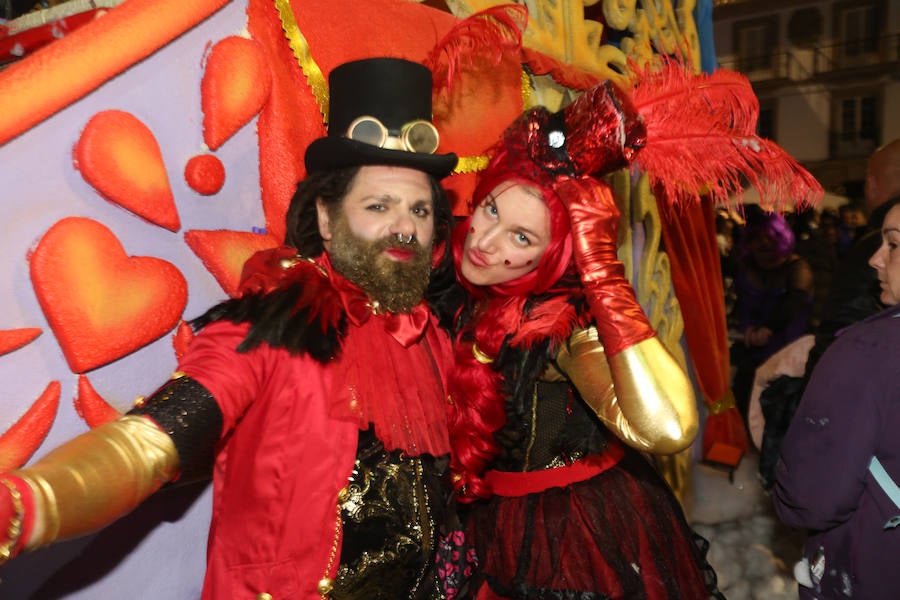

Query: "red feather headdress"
(501, 58), (823, 212)
(626, 60), (822, 210)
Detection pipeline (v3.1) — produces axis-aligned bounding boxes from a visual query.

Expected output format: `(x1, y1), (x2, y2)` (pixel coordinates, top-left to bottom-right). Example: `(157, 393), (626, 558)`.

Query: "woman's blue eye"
(516, 232), (531, 246)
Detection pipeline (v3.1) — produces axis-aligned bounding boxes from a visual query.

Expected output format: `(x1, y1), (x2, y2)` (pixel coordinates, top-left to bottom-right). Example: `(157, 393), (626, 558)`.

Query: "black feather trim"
(191, 282), (344, 363)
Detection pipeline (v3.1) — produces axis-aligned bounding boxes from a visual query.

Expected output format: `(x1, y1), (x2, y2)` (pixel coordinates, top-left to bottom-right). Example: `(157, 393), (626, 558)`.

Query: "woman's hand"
(555, 177), (654, 356)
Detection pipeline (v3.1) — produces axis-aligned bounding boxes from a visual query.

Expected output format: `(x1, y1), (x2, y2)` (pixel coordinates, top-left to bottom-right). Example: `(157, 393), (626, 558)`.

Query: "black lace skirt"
(465, 448), (724, 600)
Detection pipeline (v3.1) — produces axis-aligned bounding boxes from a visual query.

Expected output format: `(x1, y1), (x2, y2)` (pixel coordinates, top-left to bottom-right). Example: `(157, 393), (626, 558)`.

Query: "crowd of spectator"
(718, 202), (870, 340)
(718, 203), (842, 423)
(718, 139), (900, 494)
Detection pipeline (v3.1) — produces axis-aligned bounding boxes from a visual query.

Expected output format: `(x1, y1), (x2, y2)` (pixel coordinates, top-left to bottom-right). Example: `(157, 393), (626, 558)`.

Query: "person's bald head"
(865, 139), (900, 216)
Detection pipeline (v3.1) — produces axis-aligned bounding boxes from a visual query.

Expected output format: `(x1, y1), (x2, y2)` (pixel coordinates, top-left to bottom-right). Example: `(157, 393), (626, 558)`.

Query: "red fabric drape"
(659, 196), (748, 462)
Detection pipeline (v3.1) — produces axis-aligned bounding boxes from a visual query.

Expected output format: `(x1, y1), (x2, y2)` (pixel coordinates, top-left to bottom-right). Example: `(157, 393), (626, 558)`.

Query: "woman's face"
(460, 181), (552, 287)
(868, 204), (900, 306)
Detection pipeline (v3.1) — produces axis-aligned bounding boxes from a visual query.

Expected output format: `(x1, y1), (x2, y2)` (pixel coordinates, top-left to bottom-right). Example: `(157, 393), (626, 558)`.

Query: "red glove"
(556, 177), (655, 356)
(0, 475), (34, 564)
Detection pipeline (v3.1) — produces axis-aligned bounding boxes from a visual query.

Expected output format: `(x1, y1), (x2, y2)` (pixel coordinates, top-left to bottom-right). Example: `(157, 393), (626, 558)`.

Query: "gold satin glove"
(11, 415), (179, 551)
(554, 327), (698, 455)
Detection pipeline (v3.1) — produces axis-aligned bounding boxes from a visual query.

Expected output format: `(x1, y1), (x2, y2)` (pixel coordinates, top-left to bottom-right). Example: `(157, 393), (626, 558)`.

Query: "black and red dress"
(450, 284), (723, 600)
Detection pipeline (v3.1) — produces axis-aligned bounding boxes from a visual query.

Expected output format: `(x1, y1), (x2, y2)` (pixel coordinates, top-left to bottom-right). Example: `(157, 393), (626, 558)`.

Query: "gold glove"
(554, 327), (698, 455)
(11, 415), (179, 551)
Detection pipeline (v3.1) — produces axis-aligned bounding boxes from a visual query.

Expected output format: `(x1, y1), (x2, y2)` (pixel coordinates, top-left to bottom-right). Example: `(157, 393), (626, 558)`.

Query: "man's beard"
(327, 214), (432, 313)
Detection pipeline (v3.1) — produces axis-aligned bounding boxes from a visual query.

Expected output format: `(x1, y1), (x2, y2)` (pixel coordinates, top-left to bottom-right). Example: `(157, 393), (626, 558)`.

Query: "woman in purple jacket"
(773, 199), (900, 599)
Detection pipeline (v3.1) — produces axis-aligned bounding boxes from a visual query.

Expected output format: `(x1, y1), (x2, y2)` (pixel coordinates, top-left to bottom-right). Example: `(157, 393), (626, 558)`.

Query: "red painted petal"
(0, 381), (60, 471)
(74, 110), (180, 231)
(172, 320), (195, 362)
(201, 36), (272, 150)
(74, 375), (122, 429)
(184, 229), (279, 298)
(0, 328), (42, 356)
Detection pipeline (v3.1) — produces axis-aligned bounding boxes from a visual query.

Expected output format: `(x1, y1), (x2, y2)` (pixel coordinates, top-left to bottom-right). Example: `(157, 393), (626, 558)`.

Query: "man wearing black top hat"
(0, 57), (460, 599)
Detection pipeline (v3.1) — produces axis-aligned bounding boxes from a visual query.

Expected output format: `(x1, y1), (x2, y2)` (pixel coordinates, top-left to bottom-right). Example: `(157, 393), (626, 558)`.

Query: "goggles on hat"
(345, 115), (440, 154)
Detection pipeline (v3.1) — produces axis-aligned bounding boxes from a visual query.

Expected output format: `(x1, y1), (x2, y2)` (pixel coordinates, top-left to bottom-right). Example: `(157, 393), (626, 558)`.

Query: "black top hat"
(304, 58), (458, 179)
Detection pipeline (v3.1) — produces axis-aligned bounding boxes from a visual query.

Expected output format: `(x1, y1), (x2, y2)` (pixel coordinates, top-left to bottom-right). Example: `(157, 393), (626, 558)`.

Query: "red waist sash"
(484, 439), (625, 497)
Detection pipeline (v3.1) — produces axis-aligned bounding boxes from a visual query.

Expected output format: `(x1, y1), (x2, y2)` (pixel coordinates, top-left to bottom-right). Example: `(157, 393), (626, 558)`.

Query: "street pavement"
(688, 451), (805, 600)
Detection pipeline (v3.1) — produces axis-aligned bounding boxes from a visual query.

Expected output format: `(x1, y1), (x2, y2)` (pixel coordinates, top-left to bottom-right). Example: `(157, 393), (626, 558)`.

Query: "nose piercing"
(395, 233), (414, 245)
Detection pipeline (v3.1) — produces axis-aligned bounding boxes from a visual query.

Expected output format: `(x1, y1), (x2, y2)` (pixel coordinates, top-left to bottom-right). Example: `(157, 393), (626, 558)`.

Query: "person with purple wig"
(730, 205), (815, 425)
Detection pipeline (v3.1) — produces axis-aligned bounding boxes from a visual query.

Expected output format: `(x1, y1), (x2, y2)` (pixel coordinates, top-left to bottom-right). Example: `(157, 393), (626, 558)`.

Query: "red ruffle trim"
(240, 247), (452, 457)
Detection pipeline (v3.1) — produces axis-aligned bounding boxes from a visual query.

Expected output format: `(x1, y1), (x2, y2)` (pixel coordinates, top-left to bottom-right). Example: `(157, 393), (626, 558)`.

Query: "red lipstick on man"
(385, 247), (414, 261)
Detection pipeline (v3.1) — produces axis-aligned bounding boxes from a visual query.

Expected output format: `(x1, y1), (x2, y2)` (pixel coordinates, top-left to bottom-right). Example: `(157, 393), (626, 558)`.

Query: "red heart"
(74, 110), (181, 231)
(30, 217), (188, 373)
(184, 229), (279, 297)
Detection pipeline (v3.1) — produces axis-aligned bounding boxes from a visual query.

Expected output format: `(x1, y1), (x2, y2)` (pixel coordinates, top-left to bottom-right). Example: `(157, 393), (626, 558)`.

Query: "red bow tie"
(341, 291), (430, 347)
(382, 303), (431, 347)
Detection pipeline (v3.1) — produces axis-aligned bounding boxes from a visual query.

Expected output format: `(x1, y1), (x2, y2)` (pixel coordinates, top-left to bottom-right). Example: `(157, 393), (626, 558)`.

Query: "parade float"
(0, 1), (743, 595)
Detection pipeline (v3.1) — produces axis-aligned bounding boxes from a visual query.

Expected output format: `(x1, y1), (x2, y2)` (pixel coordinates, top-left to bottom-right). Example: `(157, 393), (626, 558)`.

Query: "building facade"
(714, 0), (900, 200)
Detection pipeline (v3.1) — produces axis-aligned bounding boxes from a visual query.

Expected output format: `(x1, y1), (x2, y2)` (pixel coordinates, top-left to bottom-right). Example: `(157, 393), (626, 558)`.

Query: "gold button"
(317, 577), (334, 595)
(279, 256), (300, 269)
(256, 594), (273, 600)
